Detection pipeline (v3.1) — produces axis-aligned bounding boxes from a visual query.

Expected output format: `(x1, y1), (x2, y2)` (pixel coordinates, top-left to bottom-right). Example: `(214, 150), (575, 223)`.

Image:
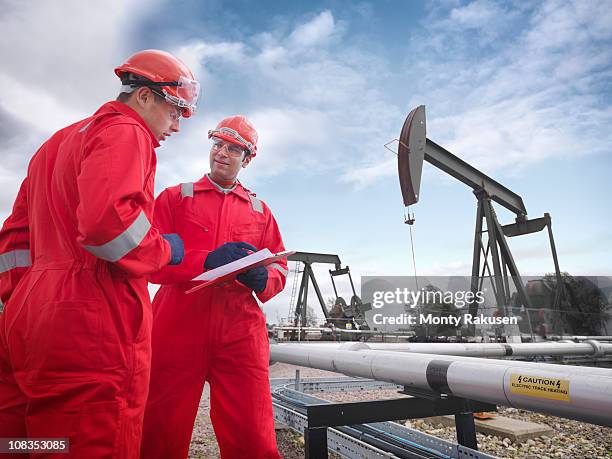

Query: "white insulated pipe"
(541, 336), (612, 341)
(270, 343), (612, 426)
(274, 342), (612, 377)
(282, 341), (612, 358)
(273, 326), (414, 336)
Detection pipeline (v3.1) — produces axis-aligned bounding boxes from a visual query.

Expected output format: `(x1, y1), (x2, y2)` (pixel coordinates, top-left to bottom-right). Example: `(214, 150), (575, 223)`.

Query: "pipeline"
(283, 340), (612, 358)
(272, 343), (612, 377)
(273, 326), (415, 336)
(270, 343), (612, 426)
(534, 335), (612, 342)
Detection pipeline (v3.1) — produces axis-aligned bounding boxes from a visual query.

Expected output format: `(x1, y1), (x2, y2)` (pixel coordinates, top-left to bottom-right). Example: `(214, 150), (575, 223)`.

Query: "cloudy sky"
(1, 0), (611, 322)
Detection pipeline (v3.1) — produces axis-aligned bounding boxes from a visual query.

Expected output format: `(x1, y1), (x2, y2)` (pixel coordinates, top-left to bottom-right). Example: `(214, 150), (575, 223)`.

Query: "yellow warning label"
(509, 374), (570, 402)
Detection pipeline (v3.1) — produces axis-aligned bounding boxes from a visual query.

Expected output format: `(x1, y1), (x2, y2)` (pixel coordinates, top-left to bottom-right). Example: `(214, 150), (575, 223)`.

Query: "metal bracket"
(303, 395), (495, 457)
(272, 377), (498, 459)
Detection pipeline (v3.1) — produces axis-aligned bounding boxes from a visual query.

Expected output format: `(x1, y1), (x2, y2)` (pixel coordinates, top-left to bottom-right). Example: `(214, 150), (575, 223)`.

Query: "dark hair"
(116, 92), (132, 103)
(116, 73), (165, 103)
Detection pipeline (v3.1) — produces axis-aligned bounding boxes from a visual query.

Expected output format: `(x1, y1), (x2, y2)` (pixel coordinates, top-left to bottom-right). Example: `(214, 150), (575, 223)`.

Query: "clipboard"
(185, 249), (294, 294)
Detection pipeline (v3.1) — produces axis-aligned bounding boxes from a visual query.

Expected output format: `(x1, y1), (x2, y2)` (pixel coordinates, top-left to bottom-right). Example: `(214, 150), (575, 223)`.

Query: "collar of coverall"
(206, 174), (237, 193)
(93, 101), (161, 148)
(193, 174), (252, 202)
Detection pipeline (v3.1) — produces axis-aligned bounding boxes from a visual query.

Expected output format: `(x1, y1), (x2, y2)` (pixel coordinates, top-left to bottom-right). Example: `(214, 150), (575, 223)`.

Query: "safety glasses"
(207, 127), (255, 156)
(163, 75), (200, 114)
(210, 138), (247, 158)
(129, 76), (200, 115)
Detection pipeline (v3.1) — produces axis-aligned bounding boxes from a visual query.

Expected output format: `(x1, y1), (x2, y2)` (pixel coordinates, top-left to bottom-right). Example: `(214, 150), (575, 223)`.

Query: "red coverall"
(140, 175), (288, 459)
(0, 101), (171, 458)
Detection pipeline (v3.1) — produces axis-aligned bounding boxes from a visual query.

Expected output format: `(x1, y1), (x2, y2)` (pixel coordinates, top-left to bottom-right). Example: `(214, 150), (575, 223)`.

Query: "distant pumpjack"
(287, 252), (371, 338)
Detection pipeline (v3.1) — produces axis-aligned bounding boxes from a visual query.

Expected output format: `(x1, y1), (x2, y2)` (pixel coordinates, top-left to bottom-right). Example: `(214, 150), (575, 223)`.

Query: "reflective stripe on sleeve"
(83, 211), (151, 262)
(0, 249), (32, 274)
(181, 182), (194, 198)
(268, 262), (288, 277)
(248, 194), (263, 213)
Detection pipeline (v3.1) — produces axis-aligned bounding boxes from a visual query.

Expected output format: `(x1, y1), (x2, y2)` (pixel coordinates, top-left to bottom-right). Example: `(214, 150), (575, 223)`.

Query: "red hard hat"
(208, 115), (258, 157)
(115, 49), (200, 118)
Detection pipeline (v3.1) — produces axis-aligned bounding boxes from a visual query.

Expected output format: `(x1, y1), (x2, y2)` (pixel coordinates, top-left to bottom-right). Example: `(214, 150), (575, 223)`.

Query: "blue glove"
(162, 234), (184, 265)
(204, 242), (257, 270)
(237, 265), (268, 293)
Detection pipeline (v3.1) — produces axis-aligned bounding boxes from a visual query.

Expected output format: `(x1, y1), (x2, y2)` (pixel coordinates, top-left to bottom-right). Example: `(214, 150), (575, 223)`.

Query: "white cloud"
(154, 10), (401, 191)
(449, 0), (509, 28)
(0, 0), (163, 218)
(0, 73), (86, 134)
(0, 0), (147, 125)
(340, 157), (396, 189)
(0, 168), (23, 223)
(176, 41), (246, 73)
(289, 10), (336, 47)
(424, 0), (521, 46)
(349, 0), (612, 184)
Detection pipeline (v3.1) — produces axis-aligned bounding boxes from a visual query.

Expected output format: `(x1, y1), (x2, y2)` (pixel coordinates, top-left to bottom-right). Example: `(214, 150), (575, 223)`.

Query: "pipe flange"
(585, 339), (605, 357)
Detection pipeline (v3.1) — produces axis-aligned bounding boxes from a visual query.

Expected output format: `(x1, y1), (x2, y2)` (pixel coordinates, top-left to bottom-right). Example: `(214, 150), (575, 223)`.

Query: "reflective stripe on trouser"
(0, 250), (31, 273)
(0, 268), (152, 458)
(141, 288), (280, 459)
(83, 211), (151, 262)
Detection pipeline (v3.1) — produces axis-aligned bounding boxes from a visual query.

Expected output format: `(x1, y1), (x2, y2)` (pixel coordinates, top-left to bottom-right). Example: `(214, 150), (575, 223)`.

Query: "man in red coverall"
(0, 49), (199, 458)
(140, 115), (288, 459)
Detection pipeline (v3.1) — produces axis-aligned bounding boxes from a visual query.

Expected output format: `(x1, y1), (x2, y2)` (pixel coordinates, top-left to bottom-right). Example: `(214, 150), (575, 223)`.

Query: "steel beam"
(425, 139), (527, 218)
(305, 397), (494, 428)
(288, 252), (342, 268)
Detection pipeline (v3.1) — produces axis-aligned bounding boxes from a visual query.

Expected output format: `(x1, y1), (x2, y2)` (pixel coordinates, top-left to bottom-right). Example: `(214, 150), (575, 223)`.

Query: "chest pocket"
(230, 222), (265, 250)
(176, 203), (217, 250)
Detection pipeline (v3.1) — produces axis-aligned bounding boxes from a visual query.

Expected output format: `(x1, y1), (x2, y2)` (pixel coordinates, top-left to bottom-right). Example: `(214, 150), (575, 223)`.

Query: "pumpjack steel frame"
(288, 252), (341, 327)
(397, 106), (565, 333)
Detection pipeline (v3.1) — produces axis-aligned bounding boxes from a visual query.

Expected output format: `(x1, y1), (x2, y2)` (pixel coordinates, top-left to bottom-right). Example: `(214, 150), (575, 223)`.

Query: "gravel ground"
(188, 364), (341, 458)
(407, 408), (612, 459)
(189, 363), (612, 458)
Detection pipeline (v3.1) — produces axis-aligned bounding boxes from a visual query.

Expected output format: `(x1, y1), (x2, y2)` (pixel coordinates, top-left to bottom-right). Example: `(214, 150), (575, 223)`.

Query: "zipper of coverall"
(208, 190), (229, 353)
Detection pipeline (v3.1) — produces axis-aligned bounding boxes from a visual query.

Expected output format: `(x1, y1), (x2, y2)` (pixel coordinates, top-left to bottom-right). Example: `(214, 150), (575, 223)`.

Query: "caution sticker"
(509, 374), (570, 402)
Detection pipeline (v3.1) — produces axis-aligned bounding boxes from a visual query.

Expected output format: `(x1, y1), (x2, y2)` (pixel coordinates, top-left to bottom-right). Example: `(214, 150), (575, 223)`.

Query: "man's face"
(137, 88), (182, 142)
(209, 138), (252, 183)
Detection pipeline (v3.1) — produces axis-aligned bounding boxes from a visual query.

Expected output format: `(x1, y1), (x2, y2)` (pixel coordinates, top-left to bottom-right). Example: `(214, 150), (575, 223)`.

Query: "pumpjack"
(287, 252), (371, 338)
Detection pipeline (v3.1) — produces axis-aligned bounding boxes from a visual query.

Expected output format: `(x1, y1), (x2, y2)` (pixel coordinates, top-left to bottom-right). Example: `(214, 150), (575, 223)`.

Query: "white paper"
(193, 248), (273, 282)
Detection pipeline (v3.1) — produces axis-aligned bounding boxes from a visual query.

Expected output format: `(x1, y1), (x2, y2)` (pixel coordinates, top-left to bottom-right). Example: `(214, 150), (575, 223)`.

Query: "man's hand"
(204, 242), (257, 270)
(237, 265), (268, 293)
